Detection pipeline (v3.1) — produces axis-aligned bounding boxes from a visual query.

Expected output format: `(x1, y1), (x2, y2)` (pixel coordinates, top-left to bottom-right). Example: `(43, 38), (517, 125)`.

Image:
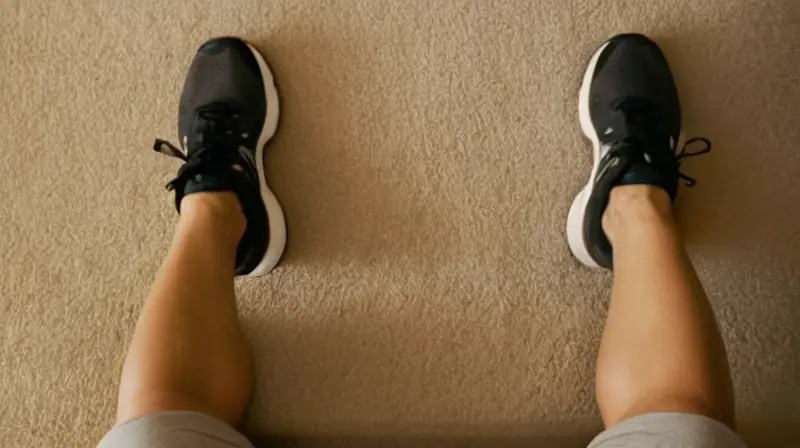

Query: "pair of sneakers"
(154, 34), (710, 276)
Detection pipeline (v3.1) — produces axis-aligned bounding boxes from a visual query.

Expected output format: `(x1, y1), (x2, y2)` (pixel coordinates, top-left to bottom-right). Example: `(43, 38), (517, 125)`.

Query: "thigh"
(588, 412), (747, 448)
(98, 411), (254, 448)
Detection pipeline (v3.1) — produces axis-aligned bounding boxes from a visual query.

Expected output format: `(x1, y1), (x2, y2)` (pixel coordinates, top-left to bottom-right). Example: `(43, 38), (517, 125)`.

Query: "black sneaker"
(566, 34), (711, 269)
(153, 37), (285, 276)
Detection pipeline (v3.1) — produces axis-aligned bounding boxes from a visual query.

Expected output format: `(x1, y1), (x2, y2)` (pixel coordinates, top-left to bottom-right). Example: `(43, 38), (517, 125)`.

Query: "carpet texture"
(1, 0), (798, 446)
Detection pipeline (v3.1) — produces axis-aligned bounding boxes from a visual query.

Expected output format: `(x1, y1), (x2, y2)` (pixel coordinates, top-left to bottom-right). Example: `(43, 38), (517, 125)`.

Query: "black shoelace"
(613, 99), (712, 187)
(153, 106), (242, 191)
(676, 137), (712, 187)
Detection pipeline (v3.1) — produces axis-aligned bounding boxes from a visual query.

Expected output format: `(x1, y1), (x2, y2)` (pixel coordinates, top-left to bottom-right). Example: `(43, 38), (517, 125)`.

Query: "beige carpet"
(1, 0), (799, 446)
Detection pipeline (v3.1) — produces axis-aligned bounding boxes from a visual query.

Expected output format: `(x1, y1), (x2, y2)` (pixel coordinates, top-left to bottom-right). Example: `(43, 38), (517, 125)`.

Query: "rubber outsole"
(566, 40), (610, 269)
(244, 41), (286, 276)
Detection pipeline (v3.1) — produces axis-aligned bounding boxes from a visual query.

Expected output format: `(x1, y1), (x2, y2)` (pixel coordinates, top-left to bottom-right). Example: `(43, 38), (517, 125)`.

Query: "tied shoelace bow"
(612, 100), (712, 187)
(153, 106), (242, 191)
(676, 137), (712, 187)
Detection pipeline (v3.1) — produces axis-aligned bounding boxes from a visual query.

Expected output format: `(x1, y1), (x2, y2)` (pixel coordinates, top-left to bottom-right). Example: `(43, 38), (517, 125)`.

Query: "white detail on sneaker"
(604, 126), (614, 135)
(644, 152), (652, 163)
(236, 145), (260, 184)
(244, 41), (286, 277)
(238, 145), (257, 169)
(566, 40), (611, 269)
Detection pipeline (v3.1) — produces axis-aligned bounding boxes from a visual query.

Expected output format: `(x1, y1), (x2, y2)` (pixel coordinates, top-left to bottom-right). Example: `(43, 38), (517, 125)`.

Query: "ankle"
(179, 192), (246, 241)
(602, 185), (674, 245)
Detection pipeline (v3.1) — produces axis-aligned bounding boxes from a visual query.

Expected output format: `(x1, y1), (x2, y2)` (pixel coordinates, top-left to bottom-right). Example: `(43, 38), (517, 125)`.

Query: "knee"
(116, 383), (250, 428)
(598, 385), (736, 431)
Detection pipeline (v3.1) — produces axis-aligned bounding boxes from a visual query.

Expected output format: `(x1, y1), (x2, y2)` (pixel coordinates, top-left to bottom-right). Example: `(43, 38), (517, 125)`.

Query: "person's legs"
(100, 37), (285, 448)
(567, 34), (743, 446)
(116, 192), (252, 426)
(595, 185), (734, 429)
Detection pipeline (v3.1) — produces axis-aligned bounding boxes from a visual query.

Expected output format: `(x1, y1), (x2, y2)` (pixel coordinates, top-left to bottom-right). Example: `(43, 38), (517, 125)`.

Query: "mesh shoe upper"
(589, 34), (681, 152)
(179, 37), (267, 154)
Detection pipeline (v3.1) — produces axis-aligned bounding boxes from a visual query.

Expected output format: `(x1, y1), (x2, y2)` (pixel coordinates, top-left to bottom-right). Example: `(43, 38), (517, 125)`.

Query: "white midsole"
(566, 41), (610, 269)
(244, 41), (286, 276)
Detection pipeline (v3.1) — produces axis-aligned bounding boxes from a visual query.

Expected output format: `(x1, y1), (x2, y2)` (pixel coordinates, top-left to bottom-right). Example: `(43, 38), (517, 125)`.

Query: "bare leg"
(596, 185), (735, 429)
(116, 192), (253, 427)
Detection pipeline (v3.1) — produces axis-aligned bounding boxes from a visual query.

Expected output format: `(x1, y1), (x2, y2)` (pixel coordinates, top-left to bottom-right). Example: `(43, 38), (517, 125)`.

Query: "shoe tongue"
(616, 157), (678, 201)
(184, 172), (232, 196)
(188, 103), (239, 152)
(601, 137), (678, 201)
(173, 171), (235, 212)
(611, 98), (661, 142)
(619, 160), (664, 185)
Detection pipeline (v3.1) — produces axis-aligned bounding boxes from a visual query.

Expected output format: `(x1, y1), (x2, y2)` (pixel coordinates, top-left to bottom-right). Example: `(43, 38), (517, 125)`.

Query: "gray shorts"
(98, 411), (746, 447)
